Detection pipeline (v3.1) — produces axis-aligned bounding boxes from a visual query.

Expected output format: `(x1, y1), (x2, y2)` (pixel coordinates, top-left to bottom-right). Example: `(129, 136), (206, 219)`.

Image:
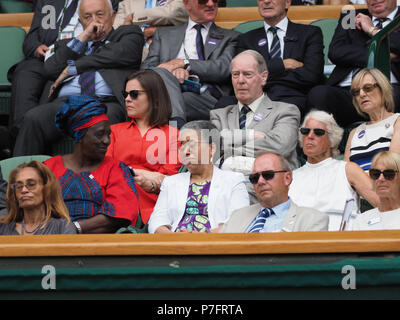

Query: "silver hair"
(230, 49), (268, 74)
(299, 109), (344, 158)
(180, 120), (220, 144)
(255, 151), (292, 172)
(78, 0), (114, 14)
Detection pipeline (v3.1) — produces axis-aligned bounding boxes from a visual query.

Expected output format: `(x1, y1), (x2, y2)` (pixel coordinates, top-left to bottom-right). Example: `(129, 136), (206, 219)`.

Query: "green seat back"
(310, 18), (339, 65)
(0, 155), (51, 182)
(0, 0), (33, 13)
(233, 20), (264, 33)
(0, 26), (25, 88)
(226, 0), (258, 6)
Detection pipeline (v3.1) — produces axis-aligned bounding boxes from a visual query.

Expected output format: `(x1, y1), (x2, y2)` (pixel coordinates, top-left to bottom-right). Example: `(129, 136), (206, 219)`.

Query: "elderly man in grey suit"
(210, 50), (300, 202)
(220, 152), (329, 233)
(141, 0), (239, 127)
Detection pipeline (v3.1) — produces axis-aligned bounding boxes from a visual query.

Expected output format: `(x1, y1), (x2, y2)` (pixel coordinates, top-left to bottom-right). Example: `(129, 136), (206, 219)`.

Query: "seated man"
(289, 110), (380, 230)
(307, 0), (400, 128)
(210, 50), (300, 202)
(13, 0), (144, 156)
(220, 152), (329, 233)
(140, 0), (240, 126)
(233, 0), (325, 117)
(113, 0), (188, 60)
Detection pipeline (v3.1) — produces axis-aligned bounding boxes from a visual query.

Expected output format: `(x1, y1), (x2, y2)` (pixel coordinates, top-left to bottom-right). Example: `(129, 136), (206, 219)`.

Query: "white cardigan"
(148, 166), (250, 233)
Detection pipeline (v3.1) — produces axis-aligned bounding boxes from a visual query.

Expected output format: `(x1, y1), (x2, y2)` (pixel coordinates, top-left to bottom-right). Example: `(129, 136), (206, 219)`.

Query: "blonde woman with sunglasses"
(343, 68), (400, 170)
(352, 151), (400, 231)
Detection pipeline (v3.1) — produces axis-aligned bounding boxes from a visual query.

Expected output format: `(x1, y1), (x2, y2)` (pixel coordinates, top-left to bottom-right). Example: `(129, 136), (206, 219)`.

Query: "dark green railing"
(368, 15), (400, 79)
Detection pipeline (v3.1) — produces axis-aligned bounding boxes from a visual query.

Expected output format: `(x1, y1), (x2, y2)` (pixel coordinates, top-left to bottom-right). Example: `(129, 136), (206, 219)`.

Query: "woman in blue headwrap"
(44, 96), (140, 234)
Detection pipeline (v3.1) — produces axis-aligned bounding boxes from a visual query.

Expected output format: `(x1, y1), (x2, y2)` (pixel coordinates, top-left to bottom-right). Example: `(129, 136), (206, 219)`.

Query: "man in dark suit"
(235, 0), (325, 117)
(307, 0), (400, 128)
(140, 0), (240, 126)
(12, 0), (144, 156)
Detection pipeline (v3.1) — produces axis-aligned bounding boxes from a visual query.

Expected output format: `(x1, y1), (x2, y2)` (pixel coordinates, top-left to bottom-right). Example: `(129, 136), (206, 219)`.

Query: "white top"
(289, 157), (359, 231)
(349, 113), (400, 170)
(351, 207), (400, 230)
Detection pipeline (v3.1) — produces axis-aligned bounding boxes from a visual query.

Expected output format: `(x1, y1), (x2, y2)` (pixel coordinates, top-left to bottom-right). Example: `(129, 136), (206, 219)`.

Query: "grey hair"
(230, 49), (268, 74)
(299, 109), (344, 158)
(255, 151), (292, 172)
(180, 120), (220, 145)
(79, 0), (114, 14)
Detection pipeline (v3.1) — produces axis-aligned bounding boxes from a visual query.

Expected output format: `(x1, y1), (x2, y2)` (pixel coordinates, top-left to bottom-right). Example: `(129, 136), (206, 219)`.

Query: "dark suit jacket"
(42, 25), (144, 106)
(327, 7), (400, 86)
(237, 20), (325, 96)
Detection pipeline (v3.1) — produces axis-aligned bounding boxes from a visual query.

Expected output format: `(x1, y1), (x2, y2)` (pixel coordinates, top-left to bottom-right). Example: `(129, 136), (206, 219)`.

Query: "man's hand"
(123, 13), (133, 25)
(143, 26), (157, 38)
(35, 44), (49, 59)
(391, 53), (400, 62)
(157, 59), (185, 73)
(172, 68), (190, 83)
(48, 66), (69, 97)
(283, 58), (303, 70)
(254, 131), (266, 140)
(355, 13), (375, 35)
(78, 21), (107, 43)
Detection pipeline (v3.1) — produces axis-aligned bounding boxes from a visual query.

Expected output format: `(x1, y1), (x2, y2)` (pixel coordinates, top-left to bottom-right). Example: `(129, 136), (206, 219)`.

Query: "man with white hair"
(288, 110), (380, 230)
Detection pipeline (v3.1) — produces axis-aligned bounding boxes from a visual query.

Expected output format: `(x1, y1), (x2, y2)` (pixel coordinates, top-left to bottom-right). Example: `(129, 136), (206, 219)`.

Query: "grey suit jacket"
(210, 94), (300, 169)
(220, 200), (329, 233)
(141, 22), (239, 94)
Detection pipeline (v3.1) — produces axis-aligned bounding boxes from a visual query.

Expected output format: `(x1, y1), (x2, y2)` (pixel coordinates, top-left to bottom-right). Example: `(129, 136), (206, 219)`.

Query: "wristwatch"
(183, 58), (190, 71)
(73, 221), (82, 234)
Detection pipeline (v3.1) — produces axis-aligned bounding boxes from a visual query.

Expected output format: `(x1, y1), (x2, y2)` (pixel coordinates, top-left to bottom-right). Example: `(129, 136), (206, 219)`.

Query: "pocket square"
(284, 36), (298, 42)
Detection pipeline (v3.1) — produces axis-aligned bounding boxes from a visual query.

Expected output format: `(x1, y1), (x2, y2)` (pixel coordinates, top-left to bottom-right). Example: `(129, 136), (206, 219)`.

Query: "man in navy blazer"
(235, 0), (325, 117)
(307, 0), (400, 128)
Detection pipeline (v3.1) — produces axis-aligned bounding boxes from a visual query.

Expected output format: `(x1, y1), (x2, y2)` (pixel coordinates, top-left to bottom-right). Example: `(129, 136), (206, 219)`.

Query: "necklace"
(21, 217), (46, 235)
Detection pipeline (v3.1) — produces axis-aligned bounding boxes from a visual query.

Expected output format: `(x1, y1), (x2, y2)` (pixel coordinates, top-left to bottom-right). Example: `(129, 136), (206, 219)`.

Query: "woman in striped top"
(344, 68), (400, 170)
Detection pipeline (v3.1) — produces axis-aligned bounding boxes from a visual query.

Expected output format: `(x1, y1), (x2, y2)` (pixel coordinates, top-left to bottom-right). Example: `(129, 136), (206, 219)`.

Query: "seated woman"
(106, 69), (181, 224)
(148, 121), (250, 234)
(44, 96), (140, 234)
(352, 151), (400, 230)
(344, 68), (400, 169)
(0, 160), (76, 235)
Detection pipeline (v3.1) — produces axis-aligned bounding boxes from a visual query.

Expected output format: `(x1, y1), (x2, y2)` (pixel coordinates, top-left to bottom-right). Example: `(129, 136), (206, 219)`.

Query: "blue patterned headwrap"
(55, 95), (108, 143)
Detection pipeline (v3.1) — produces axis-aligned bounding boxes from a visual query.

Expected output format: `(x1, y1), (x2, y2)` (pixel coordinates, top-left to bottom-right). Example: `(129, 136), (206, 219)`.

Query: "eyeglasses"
(249, 170), (287, 184)
(369, 169), (399, 181)
(197, 0), (218, 4)
(13, 180), (41, 192)
(299, 127), (327, 137)
(350, 83), (380, 97)
(122, 90), (146, 99)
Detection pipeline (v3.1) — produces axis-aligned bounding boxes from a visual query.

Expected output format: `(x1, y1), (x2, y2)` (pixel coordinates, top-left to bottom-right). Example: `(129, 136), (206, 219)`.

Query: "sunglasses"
(369, 169), (399, 181)
(13, 180), (41, 192)
(249, 170), (287, 184)
(198, 0), (218, 4)
(350, 83), (380, 97)
(299, 127), (327, 137)
(122, 90), (146, 99)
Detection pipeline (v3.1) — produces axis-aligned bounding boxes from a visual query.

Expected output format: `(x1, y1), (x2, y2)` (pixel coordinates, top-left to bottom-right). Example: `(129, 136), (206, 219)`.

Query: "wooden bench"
(0, 4), (368, 33)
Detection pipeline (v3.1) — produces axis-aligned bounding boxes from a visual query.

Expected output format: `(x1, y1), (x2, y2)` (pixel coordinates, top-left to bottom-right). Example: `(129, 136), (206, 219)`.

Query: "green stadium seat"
(0, 0), (33, 13)
(226, 0), (258, 6)
(233, 20), (264, 33)
(0, 155), (51, 181)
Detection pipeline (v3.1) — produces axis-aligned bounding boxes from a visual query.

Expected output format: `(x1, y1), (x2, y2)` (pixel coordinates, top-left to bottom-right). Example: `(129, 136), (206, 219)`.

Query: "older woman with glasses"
(343, 68), (400, 170)
(148, 120), (249, 234)
(352, 151), (400, 230)
(0, 161), (76, 235)
(106, 70), (181, 224)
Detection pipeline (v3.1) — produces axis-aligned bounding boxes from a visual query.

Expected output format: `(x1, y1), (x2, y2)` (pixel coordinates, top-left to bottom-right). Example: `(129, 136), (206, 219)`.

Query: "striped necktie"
(248, 208), (274, 233)
(194, 24), (205, 61)
(239, 105), (250, 129)
(269, 26), (281, 59)
(375, 17), (388, 30)
(78, 42), (102, 97)
(60, 0), (79, 31)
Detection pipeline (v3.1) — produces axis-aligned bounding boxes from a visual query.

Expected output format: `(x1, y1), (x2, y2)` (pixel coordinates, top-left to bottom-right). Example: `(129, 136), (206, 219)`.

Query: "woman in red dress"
(106, 70), (181, 224)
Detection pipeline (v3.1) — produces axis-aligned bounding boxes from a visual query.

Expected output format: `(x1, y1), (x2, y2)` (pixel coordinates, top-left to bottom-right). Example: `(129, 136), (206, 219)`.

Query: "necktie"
(248, 208), (274, 233)
(375, 18), (388, 30)
(239, 105), (250, 129)
(194, 24), (205, 61)
(269, 26), (281, 59)
(78, 42), (102, 97)
(60, 0), (79, 31)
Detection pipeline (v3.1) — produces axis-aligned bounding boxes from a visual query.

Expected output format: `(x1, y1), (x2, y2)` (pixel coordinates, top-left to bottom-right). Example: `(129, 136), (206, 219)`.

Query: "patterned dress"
(176, 181), (211, 233)
(44, 155), (140, 225)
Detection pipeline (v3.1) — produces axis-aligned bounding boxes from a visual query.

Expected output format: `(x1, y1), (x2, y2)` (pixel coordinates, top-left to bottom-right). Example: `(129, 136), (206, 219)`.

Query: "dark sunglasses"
(369, 168), (399, 181)
(198, 0), (218, 4)
(351, 83), (380, 97)
(13, 180), (40, 192)
(249, 170), (287, 184)
(299, 127), (327, 137)
(122, 90), (146, 99)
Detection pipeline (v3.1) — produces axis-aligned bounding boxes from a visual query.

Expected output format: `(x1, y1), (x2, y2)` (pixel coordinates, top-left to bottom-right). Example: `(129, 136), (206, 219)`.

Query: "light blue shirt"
(58, 38), (113, 98)
(246, 199), (291, 233)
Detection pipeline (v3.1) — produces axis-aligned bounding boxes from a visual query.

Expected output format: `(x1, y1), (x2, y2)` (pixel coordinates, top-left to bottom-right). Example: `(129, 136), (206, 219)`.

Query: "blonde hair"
(0, 161), (70, 227)
(371, 151), (400, 172)
(351, 68), (394, 118)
